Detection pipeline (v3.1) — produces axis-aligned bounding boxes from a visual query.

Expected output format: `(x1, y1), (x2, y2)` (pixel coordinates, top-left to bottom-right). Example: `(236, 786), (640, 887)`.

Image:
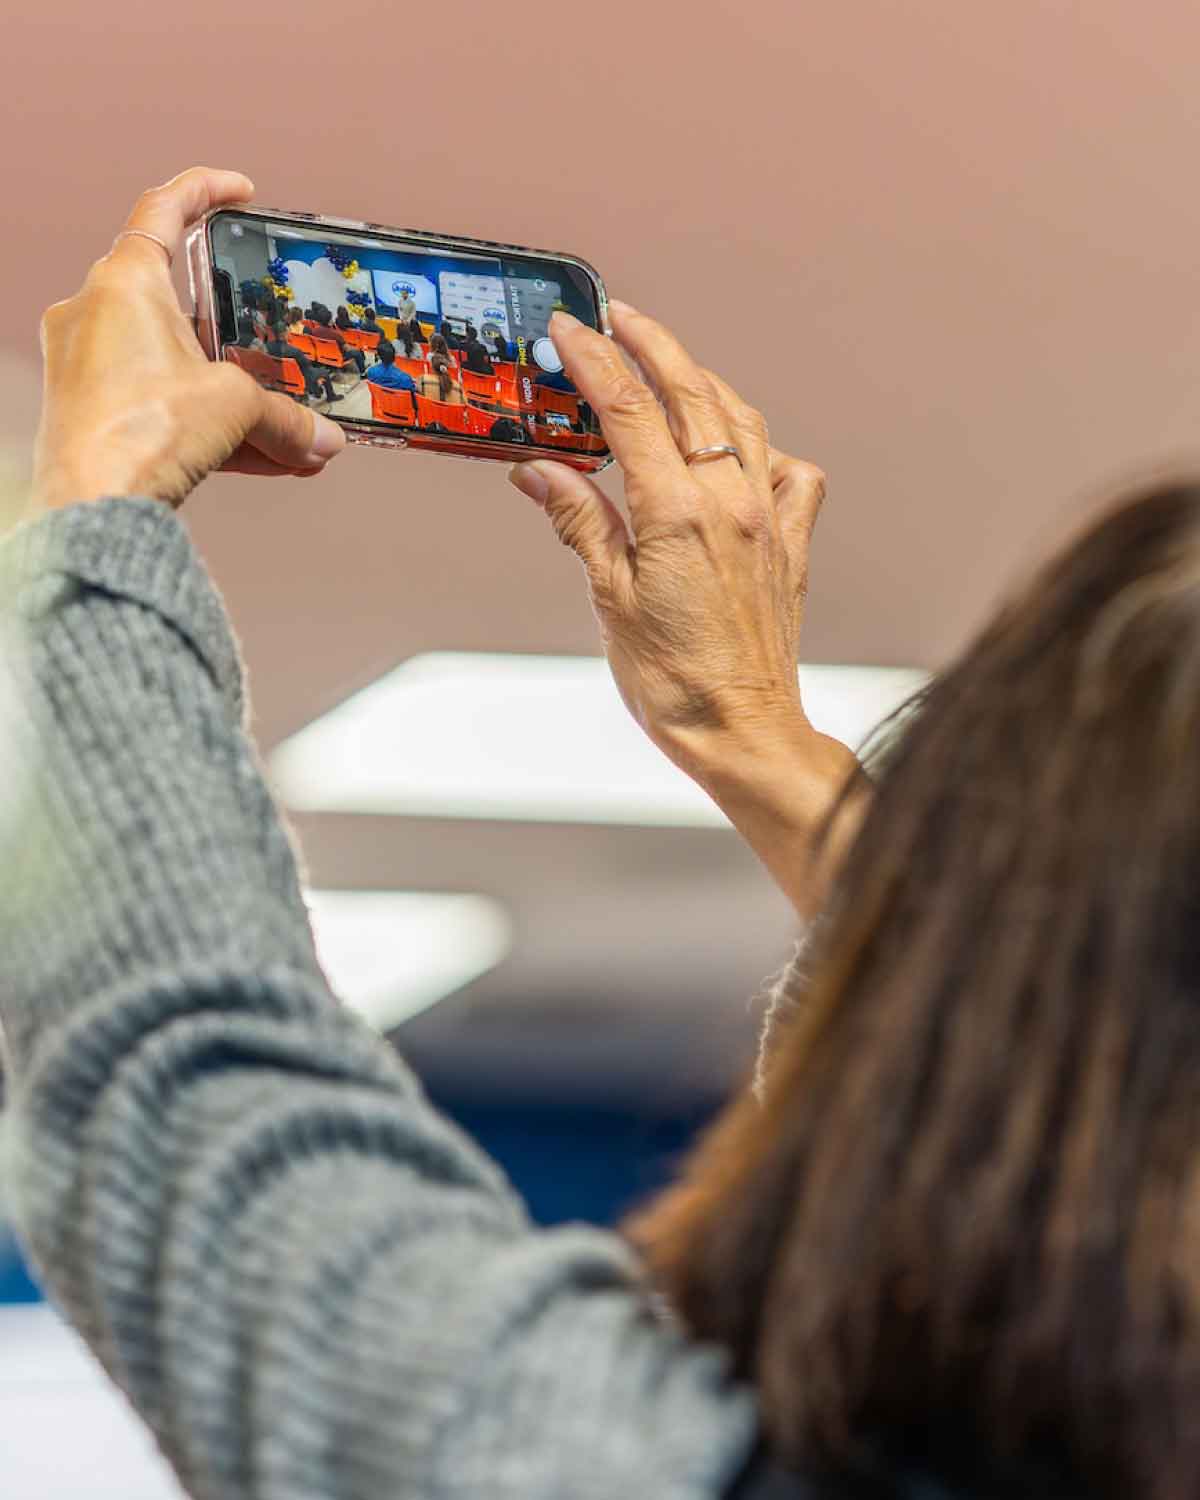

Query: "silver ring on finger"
(113, 229), (173, 265)
(683, 444), (743, 469)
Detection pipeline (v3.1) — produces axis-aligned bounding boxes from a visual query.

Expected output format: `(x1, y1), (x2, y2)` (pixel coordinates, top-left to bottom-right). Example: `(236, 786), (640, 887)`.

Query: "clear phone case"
(185, 206), (613, 472)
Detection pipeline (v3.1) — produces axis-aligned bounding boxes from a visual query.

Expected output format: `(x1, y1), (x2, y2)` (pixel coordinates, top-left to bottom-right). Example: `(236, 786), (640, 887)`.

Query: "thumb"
(508, 461), (631, 588)
(247, 386), (346, 470)
(210, 364), (346, 470)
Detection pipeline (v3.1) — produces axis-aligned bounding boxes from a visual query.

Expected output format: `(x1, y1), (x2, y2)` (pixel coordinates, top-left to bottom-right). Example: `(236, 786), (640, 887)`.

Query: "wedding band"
(113, 229), (173, 265)
(683, 444), (743, 468)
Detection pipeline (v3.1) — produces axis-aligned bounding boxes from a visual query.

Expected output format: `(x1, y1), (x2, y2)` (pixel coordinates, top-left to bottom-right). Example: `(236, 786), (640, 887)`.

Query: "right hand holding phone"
(509, 303), (831, 794)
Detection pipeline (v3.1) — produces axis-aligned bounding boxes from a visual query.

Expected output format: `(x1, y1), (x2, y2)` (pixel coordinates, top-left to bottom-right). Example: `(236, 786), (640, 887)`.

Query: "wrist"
(676, 709), (852, 823)
(691, 721), (865, 921)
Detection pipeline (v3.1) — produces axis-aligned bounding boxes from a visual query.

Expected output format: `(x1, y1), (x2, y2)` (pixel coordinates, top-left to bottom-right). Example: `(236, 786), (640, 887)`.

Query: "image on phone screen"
(208, 213), (607, 457)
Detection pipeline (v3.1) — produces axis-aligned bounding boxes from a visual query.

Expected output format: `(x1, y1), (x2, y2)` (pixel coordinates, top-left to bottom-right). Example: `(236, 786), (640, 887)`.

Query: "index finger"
(110, 166), (256, 272)
(548, 311), (691, 521)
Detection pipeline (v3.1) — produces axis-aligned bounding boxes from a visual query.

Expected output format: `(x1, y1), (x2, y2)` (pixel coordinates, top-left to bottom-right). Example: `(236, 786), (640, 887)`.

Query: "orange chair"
(394, 355), (426, 381)
(224, 345), (306, 400)
(414, 394), (475, 434)
(462, 404), (496, 436)
(494, 377), (522, 409)
(287, 332), (319, 361)
(533, 423), (605, 451)
(270, 355), (306, 400)
(368, 383), (418, 425)
(460, 369), (502, 404)
(535, 386), (580, 420)
(309, 334), (348, 369)
(339, 329), (368, 350)
(493, 360), (517, 381)
(538, 428), (606, 454)
(358, 330), (381, 352)
(462, 406), (533, 439)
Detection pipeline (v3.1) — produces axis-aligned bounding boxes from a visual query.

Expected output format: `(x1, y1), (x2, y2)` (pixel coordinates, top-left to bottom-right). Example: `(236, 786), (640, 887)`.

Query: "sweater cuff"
(0, 498), (246, 725)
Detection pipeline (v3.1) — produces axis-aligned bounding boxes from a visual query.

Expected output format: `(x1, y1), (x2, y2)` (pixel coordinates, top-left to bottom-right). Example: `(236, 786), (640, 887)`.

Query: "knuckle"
(547, 500), (590, 558)
(728, 502), (773, 547)
(602, 371), (657, 422)
(136, 183), (169, 211)
(40, 298), (70, 336)
(695, 366), (734, 403)
(677, 375), (720, 413)
(634, 480), (706, 527)
(86, 258), (125, 293)
(802, 464), (828, 505)
(741, 405), (770, 443)
(779, 454), (827, 500)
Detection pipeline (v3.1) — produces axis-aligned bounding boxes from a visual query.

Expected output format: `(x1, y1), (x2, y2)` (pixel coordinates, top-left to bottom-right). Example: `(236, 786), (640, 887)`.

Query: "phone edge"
(185, 206), (615, 474)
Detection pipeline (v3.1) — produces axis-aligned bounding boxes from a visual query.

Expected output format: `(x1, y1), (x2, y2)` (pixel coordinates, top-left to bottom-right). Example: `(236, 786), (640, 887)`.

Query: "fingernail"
(550, 310), (582, 332)
(305, 414), (345, 466)
(508, 463), (549, 505)
(608, 298), (637, 316)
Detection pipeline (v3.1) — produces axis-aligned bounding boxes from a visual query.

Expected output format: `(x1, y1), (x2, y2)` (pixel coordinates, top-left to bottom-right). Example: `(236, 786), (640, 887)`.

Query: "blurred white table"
(0, 1302), (184, 1498)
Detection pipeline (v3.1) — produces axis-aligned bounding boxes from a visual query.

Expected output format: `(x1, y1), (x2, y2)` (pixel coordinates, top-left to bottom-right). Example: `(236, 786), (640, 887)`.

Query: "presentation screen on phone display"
(371, 271), (438, 318)
(209, 213), (606, 457)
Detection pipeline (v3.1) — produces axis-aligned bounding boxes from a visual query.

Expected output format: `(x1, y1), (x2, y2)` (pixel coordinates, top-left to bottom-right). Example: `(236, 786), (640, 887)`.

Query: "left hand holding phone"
(31, 166), (346, 515)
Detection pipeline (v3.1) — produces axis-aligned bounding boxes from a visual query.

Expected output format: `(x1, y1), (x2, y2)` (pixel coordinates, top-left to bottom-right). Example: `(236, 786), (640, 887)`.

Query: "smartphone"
(186, 206), (612, 471)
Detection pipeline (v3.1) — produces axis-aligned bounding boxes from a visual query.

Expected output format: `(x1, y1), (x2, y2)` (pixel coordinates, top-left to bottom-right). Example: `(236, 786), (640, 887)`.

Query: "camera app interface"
(209, 215), (606, 456)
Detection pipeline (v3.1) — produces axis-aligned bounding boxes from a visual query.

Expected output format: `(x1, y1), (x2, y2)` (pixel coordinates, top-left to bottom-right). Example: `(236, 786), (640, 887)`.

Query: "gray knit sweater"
(0, 498), (757, 1500)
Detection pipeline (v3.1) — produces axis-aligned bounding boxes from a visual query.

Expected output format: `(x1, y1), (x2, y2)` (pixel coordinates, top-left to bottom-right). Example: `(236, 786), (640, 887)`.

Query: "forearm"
(0, 497), (755, 1500)
(691, 720), (868, 923)
(0, 500), (328, 1072)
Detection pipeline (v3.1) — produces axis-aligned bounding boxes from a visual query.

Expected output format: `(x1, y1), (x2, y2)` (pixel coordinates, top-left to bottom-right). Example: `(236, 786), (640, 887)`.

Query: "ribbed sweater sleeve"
(0, 498), (755, 1500)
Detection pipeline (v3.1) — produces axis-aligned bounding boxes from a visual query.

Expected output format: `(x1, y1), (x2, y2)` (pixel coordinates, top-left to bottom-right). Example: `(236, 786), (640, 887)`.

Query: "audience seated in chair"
(309, 304), (366, 373)
(419, 336), (465, 404)
(234, 315), (265, 353)
(463, 333), (495, 376)
(365, 339), (419, 393)
(488, 417), (527, 444)
(439, 319), (466, 351)
(265, 319), (338, 404)
(396, 318), (423, 358)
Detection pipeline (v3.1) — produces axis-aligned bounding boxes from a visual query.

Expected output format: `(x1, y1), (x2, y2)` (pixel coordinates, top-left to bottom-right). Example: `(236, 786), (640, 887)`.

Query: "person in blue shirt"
(364, 339), (418, 393)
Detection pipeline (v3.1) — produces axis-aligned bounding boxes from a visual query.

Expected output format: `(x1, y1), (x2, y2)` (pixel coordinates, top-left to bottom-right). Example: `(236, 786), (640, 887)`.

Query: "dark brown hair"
(630, 483), (1200, 1499)
(429, 341), (453, 402)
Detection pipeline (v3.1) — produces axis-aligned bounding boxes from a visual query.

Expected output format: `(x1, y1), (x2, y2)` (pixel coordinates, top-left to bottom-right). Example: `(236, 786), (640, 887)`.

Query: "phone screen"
(208, 211), (607, 458)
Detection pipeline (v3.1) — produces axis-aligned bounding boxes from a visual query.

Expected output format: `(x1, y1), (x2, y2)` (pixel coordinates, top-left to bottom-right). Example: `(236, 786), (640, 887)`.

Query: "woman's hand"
(511, 303), (825, 777)
(508, 303), (864, 918)
(32, 167), (345, 514)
